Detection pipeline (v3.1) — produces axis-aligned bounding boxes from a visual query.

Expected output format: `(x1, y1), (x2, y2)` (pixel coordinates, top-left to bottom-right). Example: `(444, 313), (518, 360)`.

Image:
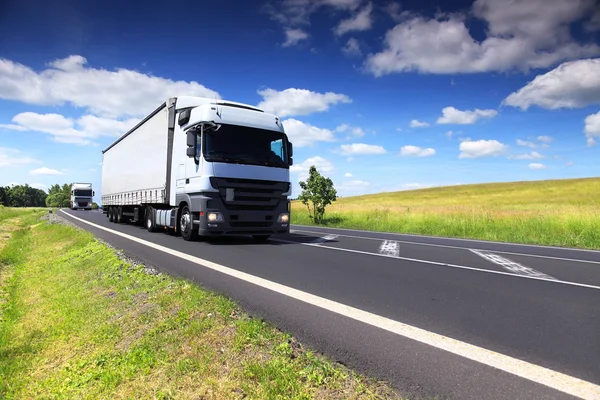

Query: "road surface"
(60, 209), (600, 400)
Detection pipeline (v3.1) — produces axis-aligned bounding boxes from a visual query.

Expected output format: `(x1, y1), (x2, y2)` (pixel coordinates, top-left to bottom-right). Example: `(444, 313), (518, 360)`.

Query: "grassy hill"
(291, 177), (600, 249)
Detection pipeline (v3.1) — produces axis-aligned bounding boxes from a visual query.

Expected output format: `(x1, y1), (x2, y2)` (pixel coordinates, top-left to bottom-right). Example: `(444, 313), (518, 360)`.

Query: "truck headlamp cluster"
(207, 212), (224, 223)
(278, 213), (289, 223)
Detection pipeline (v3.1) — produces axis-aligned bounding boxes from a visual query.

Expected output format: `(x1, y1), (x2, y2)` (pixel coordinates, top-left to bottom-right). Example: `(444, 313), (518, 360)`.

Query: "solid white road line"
(274, 237), (600, 290)
(379, 240), (400, 257)
(292, 224), (600, 254)
(310, 234), (338, 244)
(290, 228), (600, 265)
(60, 210), (600, 400)
(470, 250), (557, 280)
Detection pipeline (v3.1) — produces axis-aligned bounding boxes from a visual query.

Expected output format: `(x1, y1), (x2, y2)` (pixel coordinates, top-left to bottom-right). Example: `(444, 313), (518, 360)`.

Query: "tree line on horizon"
(0, 183), (98, 209)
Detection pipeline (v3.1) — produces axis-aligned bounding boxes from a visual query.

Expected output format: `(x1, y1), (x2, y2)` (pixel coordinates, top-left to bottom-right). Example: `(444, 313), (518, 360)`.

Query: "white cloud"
(30, 167), (64, 175)
(528, 163), (546, 170)
(566, 161), (575, 166)
(584, 110), (600, 146)
(283, 28), (309, 47)
(365, 0), (600, 76)
(336, 179), (372, 195)
(510, 151), (545, 160)
(339, 143), (387, 155)
(503, 59), (600, 110)
(281, 119), (336, 148)
(537, 135), (554, 143)
(31, 183), (47, 189)
(437, 106), (498, 124)
(257, 87), (351, 117)
(290, 156), (335, 182)
(0, 55), (220, 118)
(399, 183), (435, 190)
(445, 130), (454, 138)
(410, 119), (429, 128)
(334, 2), (373, 36)
(335, 123), (364, 138)
(400, 145), (436, 157)
(344, 172), (353, 177)
(342, 38), (362, 56)
(516, 139), (537, 149)
(459, 139), (508, 159)
(3, 112), (140, 146)
(0, 124), (27, 131)
(0, 147), (41, 167)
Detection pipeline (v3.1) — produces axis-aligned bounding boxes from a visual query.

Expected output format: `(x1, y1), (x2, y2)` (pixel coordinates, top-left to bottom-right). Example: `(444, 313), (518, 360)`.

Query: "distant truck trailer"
(70, 182), (94, 210)
(101, 96), (294, 242)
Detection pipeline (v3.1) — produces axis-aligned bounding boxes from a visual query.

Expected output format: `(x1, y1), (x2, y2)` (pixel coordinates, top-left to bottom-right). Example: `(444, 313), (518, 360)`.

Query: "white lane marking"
(291, 224), (600, 254)
(379, 240), (400, 257)
(290, 228), (600, 266)
(310, 234), (338, 244)
(470, 250), (557, 280)
(273, 237), (600, 291)
(60, 210), (600, 399)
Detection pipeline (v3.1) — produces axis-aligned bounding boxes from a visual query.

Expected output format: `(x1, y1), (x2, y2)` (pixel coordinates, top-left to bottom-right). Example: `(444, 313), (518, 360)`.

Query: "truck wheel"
(146, 206), (157, 232)
(252, 235), (271, 243)
(180, 205), (199, 241)
(116, 207), (123, 223)
(108, 207), (114, 222)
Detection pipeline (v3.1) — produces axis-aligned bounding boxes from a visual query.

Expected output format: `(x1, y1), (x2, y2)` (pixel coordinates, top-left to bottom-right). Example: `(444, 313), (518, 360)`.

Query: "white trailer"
(101, 96), (293, 242)
(70, 182), (94, 210)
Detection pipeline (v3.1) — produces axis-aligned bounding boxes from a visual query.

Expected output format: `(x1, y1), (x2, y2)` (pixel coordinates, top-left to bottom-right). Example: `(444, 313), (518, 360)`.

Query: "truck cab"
(70, 182), (94, 210)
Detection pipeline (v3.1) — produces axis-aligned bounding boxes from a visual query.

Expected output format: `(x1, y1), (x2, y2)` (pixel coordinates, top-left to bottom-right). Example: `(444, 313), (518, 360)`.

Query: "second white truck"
(101, 96), (293, 242)
(70, 182), (94, 210)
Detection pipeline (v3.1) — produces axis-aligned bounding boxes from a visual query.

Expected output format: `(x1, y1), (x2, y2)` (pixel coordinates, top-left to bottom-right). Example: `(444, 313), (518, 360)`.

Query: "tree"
(92, 202), (99, 209)
(0, 184), (47, 207)
(46, 183), (71, 208)
(298, 165), (337, 224)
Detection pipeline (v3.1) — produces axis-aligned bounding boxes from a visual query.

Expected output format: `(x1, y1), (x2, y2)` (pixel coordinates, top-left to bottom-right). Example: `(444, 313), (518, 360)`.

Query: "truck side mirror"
(93, 191), (95, 196)
(186, 130), (196, 148)
(287, 142), (293, 158)
(186, 147), (196, 157)
(289, 157), (293, 166)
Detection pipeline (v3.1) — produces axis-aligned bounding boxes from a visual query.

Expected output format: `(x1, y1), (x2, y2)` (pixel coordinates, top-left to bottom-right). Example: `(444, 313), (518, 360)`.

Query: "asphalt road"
(60, 209), (600, 400)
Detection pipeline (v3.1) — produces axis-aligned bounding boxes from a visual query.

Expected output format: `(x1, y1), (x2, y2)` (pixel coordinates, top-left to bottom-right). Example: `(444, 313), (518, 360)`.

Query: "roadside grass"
(291, 177), (600, 249)
(0, 208), (402, 400)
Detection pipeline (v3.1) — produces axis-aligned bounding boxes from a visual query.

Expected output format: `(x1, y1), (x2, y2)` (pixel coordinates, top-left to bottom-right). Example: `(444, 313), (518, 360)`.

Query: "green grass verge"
(0, 209), (402, 399)
(291, 177), (600, 249)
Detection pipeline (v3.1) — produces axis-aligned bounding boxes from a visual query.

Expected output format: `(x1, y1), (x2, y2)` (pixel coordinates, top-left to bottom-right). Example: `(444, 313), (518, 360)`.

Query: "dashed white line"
(470, 250), (557, 280)
(60, 210), (600, 400)
(379, 240), (400, 257)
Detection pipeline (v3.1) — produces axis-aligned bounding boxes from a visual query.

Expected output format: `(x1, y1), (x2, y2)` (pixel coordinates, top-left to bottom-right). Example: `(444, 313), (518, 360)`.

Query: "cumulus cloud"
(334, 2), (373, 36)
(344, 172), (353, 177)
(342, 38), (362, 56)
(528, 163), (546, 170)
(0, 147), (41, 167)
(257, 88), (351, 117)
(283, 28), (309, 47)
(503, 58), (600, 110)
(3, 112), (140, 145)
(30, 167), (64, 175)
(281, 119), (336, 147)
(537, 135), (554, 143)
(400, 145), (436, 157)
(335, 123), (365, 138)
(339, 143), (387, 155)
(510, 151), (545, 160)
(290, 156), (335, 182)
(365, 0), (600, 76)
(437, 106), (498, 124)
(336, 179), (372, 195)
(0, 55), (220, 118)
(459, 139), (508, 159)
(584, 110), (600, 146)
(410, 119), (429, 128)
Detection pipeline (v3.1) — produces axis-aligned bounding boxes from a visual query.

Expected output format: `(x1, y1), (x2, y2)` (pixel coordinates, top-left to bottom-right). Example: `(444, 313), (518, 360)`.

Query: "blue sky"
(1, 0), (600, 201)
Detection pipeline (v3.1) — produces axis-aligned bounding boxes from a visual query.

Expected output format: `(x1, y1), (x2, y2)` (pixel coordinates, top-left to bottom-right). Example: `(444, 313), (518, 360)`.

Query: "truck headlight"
(207, 212), (224, 223)
(278, 213), (289, 223)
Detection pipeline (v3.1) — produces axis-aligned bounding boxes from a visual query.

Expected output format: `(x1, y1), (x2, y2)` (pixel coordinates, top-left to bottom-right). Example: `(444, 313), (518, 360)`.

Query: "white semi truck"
(101, 96), (293, 242)
(70, 182), (94, 210)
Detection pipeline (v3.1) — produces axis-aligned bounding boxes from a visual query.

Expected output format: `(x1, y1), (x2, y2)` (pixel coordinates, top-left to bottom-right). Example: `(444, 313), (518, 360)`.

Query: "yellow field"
(291, 177), (600, 249)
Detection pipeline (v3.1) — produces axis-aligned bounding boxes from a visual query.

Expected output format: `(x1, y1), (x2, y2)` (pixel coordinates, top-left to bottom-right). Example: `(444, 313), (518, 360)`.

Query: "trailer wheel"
(180, 205), (199, 242)
(108, 207), (114, 222)
(146, 206), (157, 232)
(116, 207), (123, 223)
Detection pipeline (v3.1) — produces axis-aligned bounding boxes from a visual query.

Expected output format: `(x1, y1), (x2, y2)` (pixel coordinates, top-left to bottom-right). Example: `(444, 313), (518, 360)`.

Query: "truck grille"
(210, 177), (289, 211)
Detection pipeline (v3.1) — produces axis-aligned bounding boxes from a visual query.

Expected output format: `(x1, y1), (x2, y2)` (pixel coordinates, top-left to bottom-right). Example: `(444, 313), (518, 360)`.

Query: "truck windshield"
(73, 190), (92, 196)
(204, 124), (289, 168)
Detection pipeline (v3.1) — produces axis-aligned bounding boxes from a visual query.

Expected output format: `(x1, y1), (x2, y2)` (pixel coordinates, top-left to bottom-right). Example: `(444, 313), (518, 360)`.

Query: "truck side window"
(270, 139), (284, 162)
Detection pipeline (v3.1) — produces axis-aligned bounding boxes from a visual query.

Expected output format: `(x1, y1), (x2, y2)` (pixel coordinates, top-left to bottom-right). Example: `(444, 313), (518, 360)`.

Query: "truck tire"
(146, 206), (157, 232)
(180, 205), (199, 241)
(108, 207), (115, 223)
(116, 207), (123, 223)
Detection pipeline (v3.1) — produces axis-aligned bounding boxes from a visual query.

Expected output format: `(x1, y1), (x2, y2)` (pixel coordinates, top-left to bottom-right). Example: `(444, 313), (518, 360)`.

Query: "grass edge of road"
(0, 208), (406, 400)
